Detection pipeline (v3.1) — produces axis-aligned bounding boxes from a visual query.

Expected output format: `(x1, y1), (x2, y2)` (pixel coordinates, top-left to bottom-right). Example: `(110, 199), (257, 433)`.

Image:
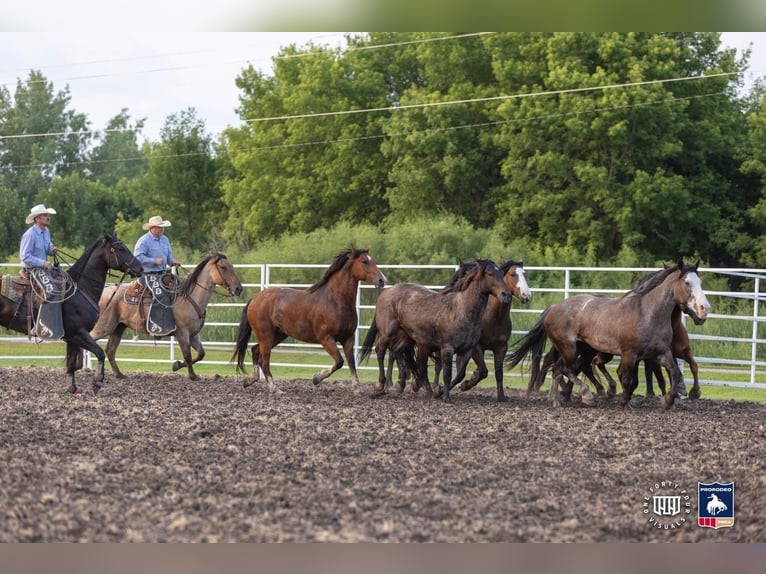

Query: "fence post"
(752, 277), (760, 385)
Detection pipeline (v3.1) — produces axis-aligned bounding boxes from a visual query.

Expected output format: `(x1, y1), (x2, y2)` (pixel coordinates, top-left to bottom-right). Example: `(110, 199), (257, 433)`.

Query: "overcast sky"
(0, 32), (764, 143)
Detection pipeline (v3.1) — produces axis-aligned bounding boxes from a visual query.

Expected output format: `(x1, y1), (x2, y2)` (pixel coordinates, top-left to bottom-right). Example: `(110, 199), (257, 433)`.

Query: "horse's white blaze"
(516, 268), (532, 303)
(686, 273), (710, 321)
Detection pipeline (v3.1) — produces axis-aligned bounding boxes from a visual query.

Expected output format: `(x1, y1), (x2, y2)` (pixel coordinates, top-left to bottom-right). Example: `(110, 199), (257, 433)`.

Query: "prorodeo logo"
(642, 480), (691, 530)
(697, 482), (735, 529)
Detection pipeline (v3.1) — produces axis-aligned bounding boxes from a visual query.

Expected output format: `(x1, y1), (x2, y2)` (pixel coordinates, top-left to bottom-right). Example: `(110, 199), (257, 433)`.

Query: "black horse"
(0, 232), (141, 394)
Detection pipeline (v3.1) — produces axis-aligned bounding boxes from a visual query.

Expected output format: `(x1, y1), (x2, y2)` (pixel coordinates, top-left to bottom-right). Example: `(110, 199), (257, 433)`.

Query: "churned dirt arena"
(1, 366), (764, 542)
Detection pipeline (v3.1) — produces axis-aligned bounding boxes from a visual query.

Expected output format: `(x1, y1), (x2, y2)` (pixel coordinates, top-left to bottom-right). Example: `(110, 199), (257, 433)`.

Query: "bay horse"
(445, 260), (531, 402)
(505, 261), (710, 410)
(90, 252), (243, 381)
(359, 259), (511, 404)
(232, 247), (387, 393)
(0, 232), (141, 394)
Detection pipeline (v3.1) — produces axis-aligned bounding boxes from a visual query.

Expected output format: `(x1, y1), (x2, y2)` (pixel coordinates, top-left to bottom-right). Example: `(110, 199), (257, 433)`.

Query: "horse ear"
(677, 258), (684, 269)
(694, 259), (700, 270)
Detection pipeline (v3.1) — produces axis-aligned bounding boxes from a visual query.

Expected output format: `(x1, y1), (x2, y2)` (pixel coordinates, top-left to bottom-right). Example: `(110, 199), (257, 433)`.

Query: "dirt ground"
(1, 366), (764, 542)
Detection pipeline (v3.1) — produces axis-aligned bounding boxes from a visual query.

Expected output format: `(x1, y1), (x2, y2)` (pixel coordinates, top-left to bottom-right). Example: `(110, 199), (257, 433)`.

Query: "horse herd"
(0, 236), (711, 409)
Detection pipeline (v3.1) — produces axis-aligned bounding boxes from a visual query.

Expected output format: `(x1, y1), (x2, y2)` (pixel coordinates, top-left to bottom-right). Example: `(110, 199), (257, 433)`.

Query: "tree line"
(1, 32), (765, 270)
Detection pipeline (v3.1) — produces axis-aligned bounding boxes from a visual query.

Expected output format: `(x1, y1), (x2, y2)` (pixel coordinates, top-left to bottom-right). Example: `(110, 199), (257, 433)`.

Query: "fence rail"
(2, 262), (766, 389)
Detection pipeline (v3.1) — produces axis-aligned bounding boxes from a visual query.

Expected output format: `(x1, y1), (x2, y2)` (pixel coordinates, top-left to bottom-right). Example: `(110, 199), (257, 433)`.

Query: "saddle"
(2, 268), (67, 340)
(126, 273), (179, 336)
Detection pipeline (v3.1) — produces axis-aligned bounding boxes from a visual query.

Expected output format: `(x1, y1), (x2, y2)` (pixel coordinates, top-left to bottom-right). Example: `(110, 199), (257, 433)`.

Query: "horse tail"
(357, 320), (378, 364)
(505, 307), (551, 384)
(232, 298), (254, 374)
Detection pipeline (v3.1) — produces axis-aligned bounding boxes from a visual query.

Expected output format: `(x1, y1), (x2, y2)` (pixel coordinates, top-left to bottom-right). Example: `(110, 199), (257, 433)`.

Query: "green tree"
(88, 109), (148, 187)
(492, 32), (748, 263)
(140, 109), (222, 250)
(223, 37), (392, 249)
(0, 70), (91, 255)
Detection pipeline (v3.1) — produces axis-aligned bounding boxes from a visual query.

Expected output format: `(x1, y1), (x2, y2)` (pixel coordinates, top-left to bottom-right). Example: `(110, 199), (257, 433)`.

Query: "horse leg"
(491, 347), (508, 402)
(172, 331), (204, 381)
(68, 332), (106, 395)
(459, 347), (487, 392)
(617, 356), (638, 409)
(373, 341), (389, 395)
(594, 354), (618, 398)
(65, 341), (83, 395)
(104, 324), (127, 379)
(560, 362), (594, 406)
(341, 337), (363, 393)
(687, 357), (701, 399)
(529, 348), (555, 397)
(312, 338), (345, 388)
(660, 351), (684, 410)
(441, 348), (455, 404)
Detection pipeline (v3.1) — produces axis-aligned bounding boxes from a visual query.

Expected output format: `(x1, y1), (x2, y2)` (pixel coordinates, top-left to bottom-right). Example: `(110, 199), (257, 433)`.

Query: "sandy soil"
(1, 366), (764, 542)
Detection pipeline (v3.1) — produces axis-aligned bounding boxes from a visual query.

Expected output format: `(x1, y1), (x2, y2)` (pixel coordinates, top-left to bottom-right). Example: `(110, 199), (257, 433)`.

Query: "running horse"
(0, 232), (141, 394)
(359, 259), (511, 403)
(232, 247), (387, 393)
(506, 260), (710, 410)
(90, 252), (243, 381)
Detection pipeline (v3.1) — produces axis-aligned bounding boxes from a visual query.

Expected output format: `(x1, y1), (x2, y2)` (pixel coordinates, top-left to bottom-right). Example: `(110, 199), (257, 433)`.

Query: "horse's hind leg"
(687, 357), (701, 399)
(104, 324), (127, 379)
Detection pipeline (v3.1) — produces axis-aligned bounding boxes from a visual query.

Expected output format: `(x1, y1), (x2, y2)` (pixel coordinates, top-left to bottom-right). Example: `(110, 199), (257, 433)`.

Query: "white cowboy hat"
(25, 204), (57, 225)
(142, 215), (172, 230)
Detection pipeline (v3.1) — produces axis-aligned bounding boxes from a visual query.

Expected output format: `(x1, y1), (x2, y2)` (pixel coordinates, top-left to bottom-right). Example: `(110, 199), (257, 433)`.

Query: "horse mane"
(67, 233), (111, 282)
(307, 247), (368, 294)
(500, 259), (523, 274)
(628, 263), (685, 296)
(179, 252), (225, 297)
(442, 259), (494, 294)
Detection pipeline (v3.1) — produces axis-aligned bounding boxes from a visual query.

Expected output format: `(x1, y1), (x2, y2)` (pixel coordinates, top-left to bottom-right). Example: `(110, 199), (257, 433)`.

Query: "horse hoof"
(92, 382), (102, 395)
(689, 388), (701, 400)
(661, 395), (674, 410)
(172, 361), (183, 372)
(242, 379), (254, 389)
(69, 386), (82, 395)
(497, 394), (507, 403)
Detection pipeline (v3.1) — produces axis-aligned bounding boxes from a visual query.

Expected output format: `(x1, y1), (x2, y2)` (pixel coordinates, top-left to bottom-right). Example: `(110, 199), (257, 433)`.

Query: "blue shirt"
(20, 225), (55, 269)
(134, 232), (175, 273)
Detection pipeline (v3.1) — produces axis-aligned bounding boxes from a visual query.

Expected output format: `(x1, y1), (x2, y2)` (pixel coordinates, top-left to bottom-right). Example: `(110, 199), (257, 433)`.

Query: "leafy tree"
(492, 32), (748, 263)
(0, 70), (91, 255)
(88, 109), (148, 187)
(140, 109), (222, 250)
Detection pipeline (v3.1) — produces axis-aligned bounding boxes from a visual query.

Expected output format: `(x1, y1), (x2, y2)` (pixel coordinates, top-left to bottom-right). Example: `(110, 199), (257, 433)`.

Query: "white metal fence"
(2, 262), (765, 389)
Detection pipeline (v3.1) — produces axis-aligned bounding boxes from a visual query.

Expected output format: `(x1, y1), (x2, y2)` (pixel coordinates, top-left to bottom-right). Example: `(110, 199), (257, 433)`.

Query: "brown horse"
(591, 306), (701, 399)
(0, 233), (142, 394)
(446, 260), (531, 401)
(232, 247), (386, 393)
(359, 259), (511, 403)
(90, 252), (243, 381)
(506, 261), (710, 410)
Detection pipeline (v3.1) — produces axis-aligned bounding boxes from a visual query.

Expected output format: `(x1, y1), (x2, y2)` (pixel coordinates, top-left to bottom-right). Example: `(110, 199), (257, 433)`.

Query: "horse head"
(209, 252), (244, 297)
(676, 259), (710, 326)
(351, 247), (387, 288)
(502, 260), (531, 304)
(477, 259), (511, 304)
(105, 233), (142, 277)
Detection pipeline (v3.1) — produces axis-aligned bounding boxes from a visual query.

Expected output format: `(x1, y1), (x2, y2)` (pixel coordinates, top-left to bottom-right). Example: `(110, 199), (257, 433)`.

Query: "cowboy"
(134, 215), (180, 274)
(133, 215), (180, 336)
(20, 204), (58, 277)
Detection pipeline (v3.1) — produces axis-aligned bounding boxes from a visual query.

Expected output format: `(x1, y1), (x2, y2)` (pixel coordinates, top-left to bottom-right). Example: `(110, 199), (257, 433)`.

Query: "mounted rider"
(133, 215), (181, 336)
(18, 204), (65, 339)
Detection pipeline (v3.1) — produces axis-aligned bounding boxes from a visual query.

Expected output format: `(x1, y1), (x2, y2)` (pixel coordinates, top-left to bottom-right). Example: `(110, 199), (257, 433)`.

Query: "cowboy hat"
(25, 204), (56, 225)
(142, 215), (172, 230)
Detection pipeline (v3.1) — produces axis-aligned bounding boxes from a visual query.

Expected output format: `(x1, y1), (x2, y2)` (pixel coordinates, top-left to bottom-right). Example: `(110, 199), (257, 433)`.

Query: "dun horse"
(0, 233), (141, 394)
(90, 252), (243, 381)
(506, 261), (710, 410)
(359, 259), (511, 403)
(232, 247), (386, 393)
